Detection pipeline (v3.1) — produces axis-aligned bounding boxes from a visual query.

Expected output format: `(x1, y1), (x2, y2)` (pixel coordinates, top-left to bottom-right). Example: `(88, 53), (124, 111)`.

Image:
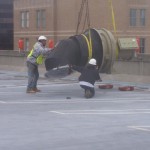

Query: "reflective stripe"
(27, 49), (43, 65)
(36, 54), (43, 65)
(28, 49), (34, 58)
(79, 81), (94, 88)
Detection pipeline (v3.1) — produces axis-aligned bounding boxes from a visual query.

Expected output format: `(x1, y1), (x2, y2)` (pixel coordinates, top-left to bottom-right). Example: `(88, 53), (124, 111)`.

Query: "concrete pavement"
(0, 68), (150, 150)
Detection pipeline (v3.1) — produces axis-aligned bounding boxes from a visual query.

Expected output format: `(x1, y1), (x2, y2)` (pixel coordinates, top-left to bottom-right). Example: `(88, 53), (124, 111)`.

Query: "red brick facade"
(14, 0), (150, 53)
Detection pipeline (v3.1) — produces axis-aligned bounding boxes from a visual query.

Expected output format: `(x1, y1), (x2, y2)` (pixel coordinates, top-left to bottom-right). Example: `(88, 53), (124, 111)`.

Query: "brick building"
(13, 0), (150, 53)
(0, 0), (13, 50)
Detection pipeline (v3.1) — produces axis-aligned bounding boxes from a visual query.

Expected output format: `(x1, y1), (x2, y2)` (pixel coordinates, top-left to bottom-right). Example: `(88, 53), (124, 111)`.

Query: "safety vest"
(28, 49), (44, 65)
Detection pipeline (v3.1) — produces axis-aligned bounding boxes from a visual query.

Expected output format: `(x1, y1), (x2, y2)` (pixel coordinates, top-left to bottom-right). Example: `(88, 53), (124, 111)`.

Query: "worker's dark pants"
(27, 62), (39, 90)
(80, 85), (95, 98)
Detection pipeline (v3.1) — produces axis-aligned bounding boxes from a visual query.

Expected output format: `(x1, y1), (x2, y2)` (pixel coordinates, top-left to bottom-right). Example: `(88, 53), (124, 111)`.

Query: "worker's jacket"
(27, 42), (51, 65)
(72, 64), (101, 88)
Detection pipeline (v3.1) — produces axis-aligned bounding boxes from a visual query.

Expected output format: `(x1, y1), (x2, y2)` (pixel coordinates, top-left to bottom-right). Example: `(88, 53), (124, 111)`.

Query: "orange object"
(18, 39), (24, 50)
(48, 39), (54, 48)
(118, 86), (134, 91)
(99, 84), (113, 89)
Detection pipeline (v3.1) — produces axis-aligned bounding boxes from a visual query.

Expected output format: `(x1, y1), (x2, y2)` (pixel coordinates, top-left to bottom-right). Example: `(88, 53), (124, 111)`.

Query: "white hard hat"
(38, 35), (47, 41)
(88, 58), (97, 65)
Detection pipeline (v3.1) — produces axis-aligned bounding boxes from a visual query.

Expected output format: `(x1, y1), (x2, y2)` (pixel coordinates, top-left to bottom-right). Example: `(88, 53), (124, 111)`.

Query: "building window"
(130, 8), (146, 27)
(139, 38), (145, 53)
(130, 9), (137, 26)
(140, 9), (146, 26)
(25, 38), (29, 51)
(21, 11), (29, 28)
(36, 10), (46, 29)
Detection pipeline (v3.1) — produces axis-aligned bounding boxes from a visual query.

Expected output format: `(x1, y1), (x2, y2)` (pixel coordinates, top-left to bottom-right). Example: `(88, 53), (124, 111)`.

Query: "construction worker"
(26, 35), (52, 93)
(72, 58), (102, 98)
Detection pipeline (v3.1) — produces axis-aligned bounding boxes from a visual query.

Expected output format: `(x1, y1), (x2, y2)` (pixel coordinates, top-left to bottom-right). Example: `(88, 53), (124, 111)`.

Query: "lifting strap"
(109, 0), (118, 59)
(109, 0), (116, 33)
(81, 29), (92, 60)
(78, 0), (92, 60)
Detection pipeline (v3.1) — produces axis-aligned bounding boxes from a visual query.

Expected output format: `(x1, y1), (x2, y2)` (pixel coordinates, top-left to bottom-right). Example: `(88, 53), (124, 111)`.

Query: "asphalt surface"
(0, 70), (150, 150)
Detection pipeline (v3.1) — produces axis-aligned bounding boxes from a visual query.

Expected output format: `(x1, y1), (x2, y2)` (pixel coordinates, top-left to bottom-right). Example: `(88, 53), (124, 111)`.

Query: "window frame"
(140, 9), (146, 26)
(25, 38), (29, 51)
(21, 11), (29, 28)
(139, 38), (145, 53)
(36, 9), (46, 29)
(130, 8), (137, 27)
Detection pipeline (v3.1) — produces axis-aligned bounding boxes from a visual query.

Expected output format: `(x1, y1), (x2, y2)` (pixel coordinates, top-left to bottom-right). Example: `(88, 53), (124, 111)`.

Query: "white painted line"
(0, 101), (6, 103)
(87, 98), (149, 102)
(0, 95), (150, 101)
(0, 98), (150, 104)
(0, 83), (77, 89)
(64, 109), (150, 111)
(50, 112), (150, 115)
(0, 85), (26, 88)
(49, 109), (150, 115)
(50, 111), (65, 115)
(128, 126), (150, 132)
(0, 101), (72, 104)
(0, 100), (101, 104)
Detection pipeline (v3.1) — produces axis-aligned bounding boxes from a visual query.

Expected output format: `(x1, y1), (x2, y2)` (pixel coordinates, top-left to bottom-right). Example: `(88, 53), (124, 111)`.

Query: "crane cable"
(76, 0), (86, 34)
(76, 0), (92, 60)
(76, 0), (91, 33)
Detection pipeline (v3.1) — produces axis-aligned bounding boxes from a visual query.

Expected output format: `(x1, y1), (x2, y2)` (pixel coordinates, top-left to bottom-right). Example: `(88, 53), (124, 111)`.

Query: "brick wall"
(13, 0), (150, 53)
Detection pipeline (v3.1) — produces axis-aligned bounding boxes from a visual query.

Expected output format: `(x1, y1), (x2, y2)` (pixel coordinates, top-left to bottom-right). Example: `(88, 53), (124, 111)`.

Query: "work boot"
(84, 89), (93, 99)
(26, 88), (36, 93)
(33, 87), (41, 92)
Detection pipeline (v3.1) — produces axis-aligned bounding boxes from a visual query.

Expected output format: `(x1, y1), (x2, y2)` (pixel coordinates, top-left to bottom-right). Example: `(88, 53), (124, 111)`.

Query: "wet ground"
(0, 69), (150, 150)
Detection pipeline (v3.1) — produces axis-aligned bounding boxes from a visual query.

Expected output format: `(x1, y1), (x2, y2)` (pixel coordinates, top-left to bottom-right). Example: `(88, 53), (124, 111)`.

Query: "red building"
(13, 0), (150, 53)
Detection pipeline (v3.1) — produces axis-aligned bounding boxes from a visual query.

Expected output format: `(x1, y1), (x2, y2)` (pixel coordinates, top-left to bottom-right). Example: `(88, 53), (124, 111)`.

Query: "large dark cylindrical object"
(45, 28), (116, 73)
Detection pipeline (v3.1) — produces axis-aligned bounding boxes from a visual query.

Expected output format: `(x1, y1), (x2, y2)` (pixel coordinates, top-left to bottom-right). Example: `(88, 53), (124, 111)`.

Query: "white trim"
(79, 81), (94, 88)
